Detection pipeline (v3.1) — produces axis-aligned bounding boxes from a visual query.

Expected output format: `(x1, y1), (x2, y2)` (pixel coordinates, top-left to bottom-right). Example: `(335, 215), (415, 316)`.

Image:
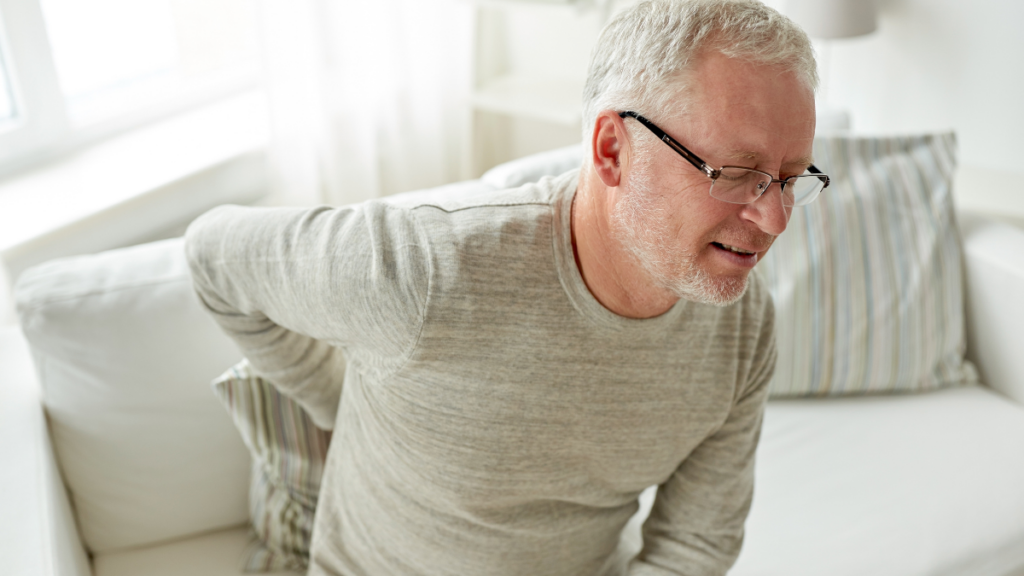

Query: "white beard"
(610, 153), (749, 307)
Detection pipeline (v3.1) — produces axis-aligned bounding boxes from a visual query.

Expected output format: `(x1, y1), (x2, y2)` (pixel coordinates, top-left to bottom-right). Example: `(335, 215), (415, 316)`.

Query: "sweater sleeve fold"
(185, 202), (430, 429)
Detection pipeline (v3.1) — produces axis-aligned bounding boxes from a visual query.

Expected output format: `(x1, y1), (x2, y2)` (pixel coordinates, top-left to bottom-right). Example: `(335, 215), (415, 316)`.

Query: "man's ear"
(591, 110), (629, 188)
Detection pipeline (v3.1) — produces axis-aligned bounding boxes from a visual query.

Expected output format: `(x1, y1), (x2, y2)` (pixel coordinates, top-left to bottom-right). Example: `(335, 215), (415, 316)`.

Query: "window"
(0, 0), (260, 174)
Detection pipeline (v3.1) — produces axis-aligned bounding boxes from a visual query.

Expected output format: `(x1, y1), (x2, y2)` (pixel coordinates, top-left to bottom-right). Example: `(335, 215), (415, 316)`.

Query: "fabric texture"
(760, 133), (978, 396)
(13, 238), (250, 553)
(212, 360), (331, 572)
(186, 170), (777, 576)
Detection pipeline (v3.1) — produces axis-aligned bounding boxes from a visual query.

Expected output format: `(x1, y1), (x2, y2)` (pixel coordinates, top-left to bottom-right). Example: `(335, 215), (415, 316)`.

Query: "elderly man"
(185, 0), (825, 574)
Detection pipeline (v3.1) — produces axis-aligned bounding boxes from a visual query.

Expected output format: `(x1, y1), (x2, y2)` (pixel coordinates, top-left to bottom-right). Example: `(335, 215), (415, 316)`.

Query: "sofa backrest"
(14, 238), (251, 554)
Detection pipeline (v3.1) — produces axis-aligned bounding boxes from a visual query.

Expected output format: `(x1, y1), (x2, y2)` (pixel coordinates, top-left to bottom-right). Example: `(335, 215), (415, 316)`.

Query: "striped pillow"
(212, 360), (331, 571)
(759, 133), (978, 396)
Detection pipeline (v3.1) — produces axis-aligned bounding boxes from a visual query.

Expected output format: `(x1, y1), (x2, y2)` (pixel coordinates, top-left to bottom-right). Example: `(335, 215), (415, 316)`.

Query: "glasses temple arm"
(618, 111), (715, 178)
(807, 164), (831, 188)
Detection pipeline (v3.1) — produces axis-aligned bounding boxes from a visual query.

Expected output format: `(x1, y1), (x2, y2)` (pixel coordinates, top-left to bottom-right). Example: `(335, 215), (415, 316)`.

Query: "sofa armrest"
(960, 215), (1024, 406)
(0, 327), (91, 576)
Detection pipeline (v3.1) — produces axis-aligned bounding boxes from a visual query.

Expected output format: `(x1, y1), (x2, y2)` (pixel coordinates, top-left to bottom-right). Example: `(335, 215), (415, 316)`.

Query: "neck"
(572, 167), (680, 319)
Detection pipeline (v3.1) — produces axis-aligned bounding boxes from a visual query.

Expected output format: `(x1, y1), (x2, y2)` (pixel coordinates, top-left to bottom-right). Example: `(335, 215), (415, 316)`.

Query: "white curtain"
(256, 0), (474, 206)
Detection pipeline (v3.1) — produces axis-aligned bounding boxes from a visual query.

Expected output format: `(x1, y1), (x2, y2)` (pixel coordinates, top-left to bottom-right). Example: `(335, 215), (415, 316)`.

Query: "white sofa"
(5, 148), (1024, 576)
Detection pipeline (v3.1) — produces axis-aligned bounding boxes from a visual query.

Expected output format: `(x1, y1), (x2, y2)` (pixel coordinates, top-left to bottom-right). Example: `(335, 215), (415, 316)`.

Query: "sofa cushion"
(618, 387), (1024, 575)
(93, 525), (301, 576)
(760, 133), (978, 396)
(212, 360), (330, 572)
(14, 238), (252, 554)
(731, 386), (1024, 576)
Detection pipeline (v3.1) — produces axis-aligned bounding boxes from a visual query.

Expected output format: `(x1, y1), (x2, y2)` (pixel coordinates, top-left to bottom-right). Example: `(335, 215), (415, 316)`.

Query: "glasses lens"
(710, 167), (771, 204)
(785, 174), (826, 207)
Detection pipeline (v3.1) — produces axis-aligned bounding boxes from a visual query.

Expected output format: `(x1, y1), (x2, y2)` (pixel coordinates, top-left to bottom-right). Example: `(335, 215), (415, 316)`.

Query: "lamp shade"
(786, 0), (878, 39)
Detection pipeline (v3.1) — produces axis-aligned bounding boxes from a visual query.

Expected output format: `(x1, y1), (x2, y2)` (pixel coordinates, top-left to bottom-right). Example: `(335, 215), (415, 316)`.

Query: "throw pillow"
(212, 360), (331, 571)
(759, 133), (978, 396)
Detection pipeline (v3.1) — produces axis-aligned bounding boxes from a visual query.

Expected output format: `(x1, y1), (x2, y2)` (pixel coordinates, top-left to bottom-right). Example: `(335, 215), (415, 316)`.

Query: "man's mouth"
(712, 242), (757, 256)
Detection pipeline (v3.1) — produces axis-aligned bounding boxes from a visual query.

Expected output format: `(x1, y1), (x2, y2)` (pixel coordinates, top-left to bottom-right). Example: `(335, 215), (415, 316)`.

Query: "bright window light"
(40, 0), (259, 126)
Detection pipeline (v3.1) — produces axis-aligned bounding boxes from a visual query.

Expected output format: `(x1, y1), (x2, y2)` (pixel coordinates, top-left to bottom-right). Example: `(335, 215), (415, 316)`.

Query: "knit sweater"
(185, 169), (776, 576)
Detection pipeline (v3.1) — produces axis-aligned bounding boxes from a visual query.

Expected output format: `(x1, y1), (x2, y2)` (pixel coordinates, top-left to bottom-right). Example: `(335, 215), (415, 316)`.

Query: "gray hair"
(581, 0), (817, 143)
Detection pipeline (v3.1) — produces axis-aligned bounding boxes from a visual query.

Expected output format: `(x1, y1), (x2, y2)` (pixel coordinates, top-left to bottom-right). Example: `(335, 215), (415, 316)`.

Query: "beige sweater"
(185, 170), (776, 576)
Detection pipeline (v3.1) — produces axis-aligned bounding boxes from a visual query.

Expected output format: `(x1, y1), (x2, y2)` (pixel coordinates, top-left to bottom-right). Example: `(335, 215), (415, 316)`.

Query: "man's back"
(186, 170), (775, 575)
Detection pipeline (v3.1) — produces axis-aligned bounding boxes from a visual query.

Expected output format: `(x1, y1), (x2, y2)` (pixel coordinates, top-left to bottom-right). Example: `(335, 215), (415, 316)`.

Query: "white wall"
(775, 0), (1024, 223)
(471, 3), (602, 173)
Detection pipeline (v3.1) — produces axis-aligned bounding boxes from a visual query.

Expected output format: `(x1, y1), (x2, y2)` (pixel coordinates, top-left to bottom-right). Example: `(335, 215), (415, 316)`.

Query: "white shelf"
(471, 74), (585, 126)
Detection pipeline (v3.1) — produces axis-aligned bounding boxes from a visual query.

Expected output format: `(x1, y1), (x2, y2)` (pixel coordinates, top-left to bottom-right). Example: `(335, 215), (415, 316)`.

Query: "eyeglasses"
(618, 111), (830, 207)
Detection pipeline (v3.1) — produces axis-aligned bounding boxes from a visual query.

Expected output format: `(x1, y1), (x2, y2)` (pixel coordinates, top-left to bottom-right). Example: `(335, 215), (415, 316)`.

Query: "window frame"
(0, 0), (261, 179)
(0, 0), (70, 172)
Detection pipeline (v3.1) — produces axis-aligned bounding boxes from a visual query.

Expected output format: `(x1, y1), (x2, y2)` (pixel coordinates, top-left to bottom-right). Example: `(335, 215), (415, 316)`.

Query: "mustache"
(709, 228), (776, 252)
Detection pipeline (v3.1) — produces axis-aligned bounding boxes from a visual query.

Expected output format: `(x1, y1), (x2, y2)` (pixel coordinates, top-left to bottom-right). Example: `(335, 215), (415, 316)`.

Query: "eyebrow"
(724, 149), (758, 161)
(723, 149), (815, 167)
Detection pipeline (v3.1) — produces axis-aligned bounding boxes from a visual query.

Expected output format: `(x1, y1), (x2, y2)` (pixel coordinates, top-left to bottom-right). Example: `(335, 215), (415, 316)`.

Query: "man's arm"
(184, 202), (430, 429)
(628, 302), (776, 576)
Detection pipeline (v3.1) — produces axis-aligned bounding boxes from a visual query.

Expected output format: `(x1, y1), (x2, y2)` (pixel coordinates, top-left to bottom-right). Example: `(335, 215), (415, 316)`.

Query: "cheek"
(640, 164), (732, 243)
(658, 175), (714, 217)
(674, 194), (736, 240)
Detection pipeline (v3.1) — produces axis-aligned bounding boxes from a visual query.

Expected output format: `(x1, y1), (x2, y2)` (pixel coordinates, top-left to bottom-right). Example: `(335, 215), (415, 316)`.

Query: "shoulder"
(383, 169), (574, 216)
(379, 170), (577, 254)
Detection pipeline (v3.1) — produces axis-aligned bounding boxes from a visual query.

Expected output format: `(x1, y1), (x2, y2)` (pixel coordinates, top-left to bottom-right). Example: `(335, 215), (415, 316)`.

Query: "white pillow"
(481, 144), (583, 189)
(14, 238), (251, 553)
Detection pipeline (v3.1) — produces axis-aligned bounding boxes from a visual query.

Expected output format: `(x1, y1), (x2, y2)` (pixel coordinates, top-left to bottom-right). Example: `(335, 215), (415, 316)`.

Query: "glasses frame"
(617, 111), (830, 206)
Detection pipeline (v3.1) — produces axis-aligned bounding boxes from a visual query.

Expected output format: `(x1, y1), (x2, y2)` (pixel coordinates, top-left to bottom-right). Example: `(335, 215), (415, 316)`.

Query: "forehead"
(676, 51), (816, 165)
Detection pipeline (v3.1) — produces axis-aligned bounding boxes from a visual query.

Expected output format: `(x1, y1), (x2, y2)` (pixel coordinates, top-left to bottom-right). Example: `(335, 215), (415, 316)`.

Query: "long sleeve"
(184, 202), (430, 429)
(627, 303), (776, 576)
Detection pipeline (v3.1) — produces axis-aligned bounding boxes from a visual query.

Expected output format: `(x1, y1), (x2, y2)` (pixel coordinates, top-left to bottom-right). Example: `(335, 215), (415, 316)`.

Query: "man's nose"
(739, 182), (791, 236)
